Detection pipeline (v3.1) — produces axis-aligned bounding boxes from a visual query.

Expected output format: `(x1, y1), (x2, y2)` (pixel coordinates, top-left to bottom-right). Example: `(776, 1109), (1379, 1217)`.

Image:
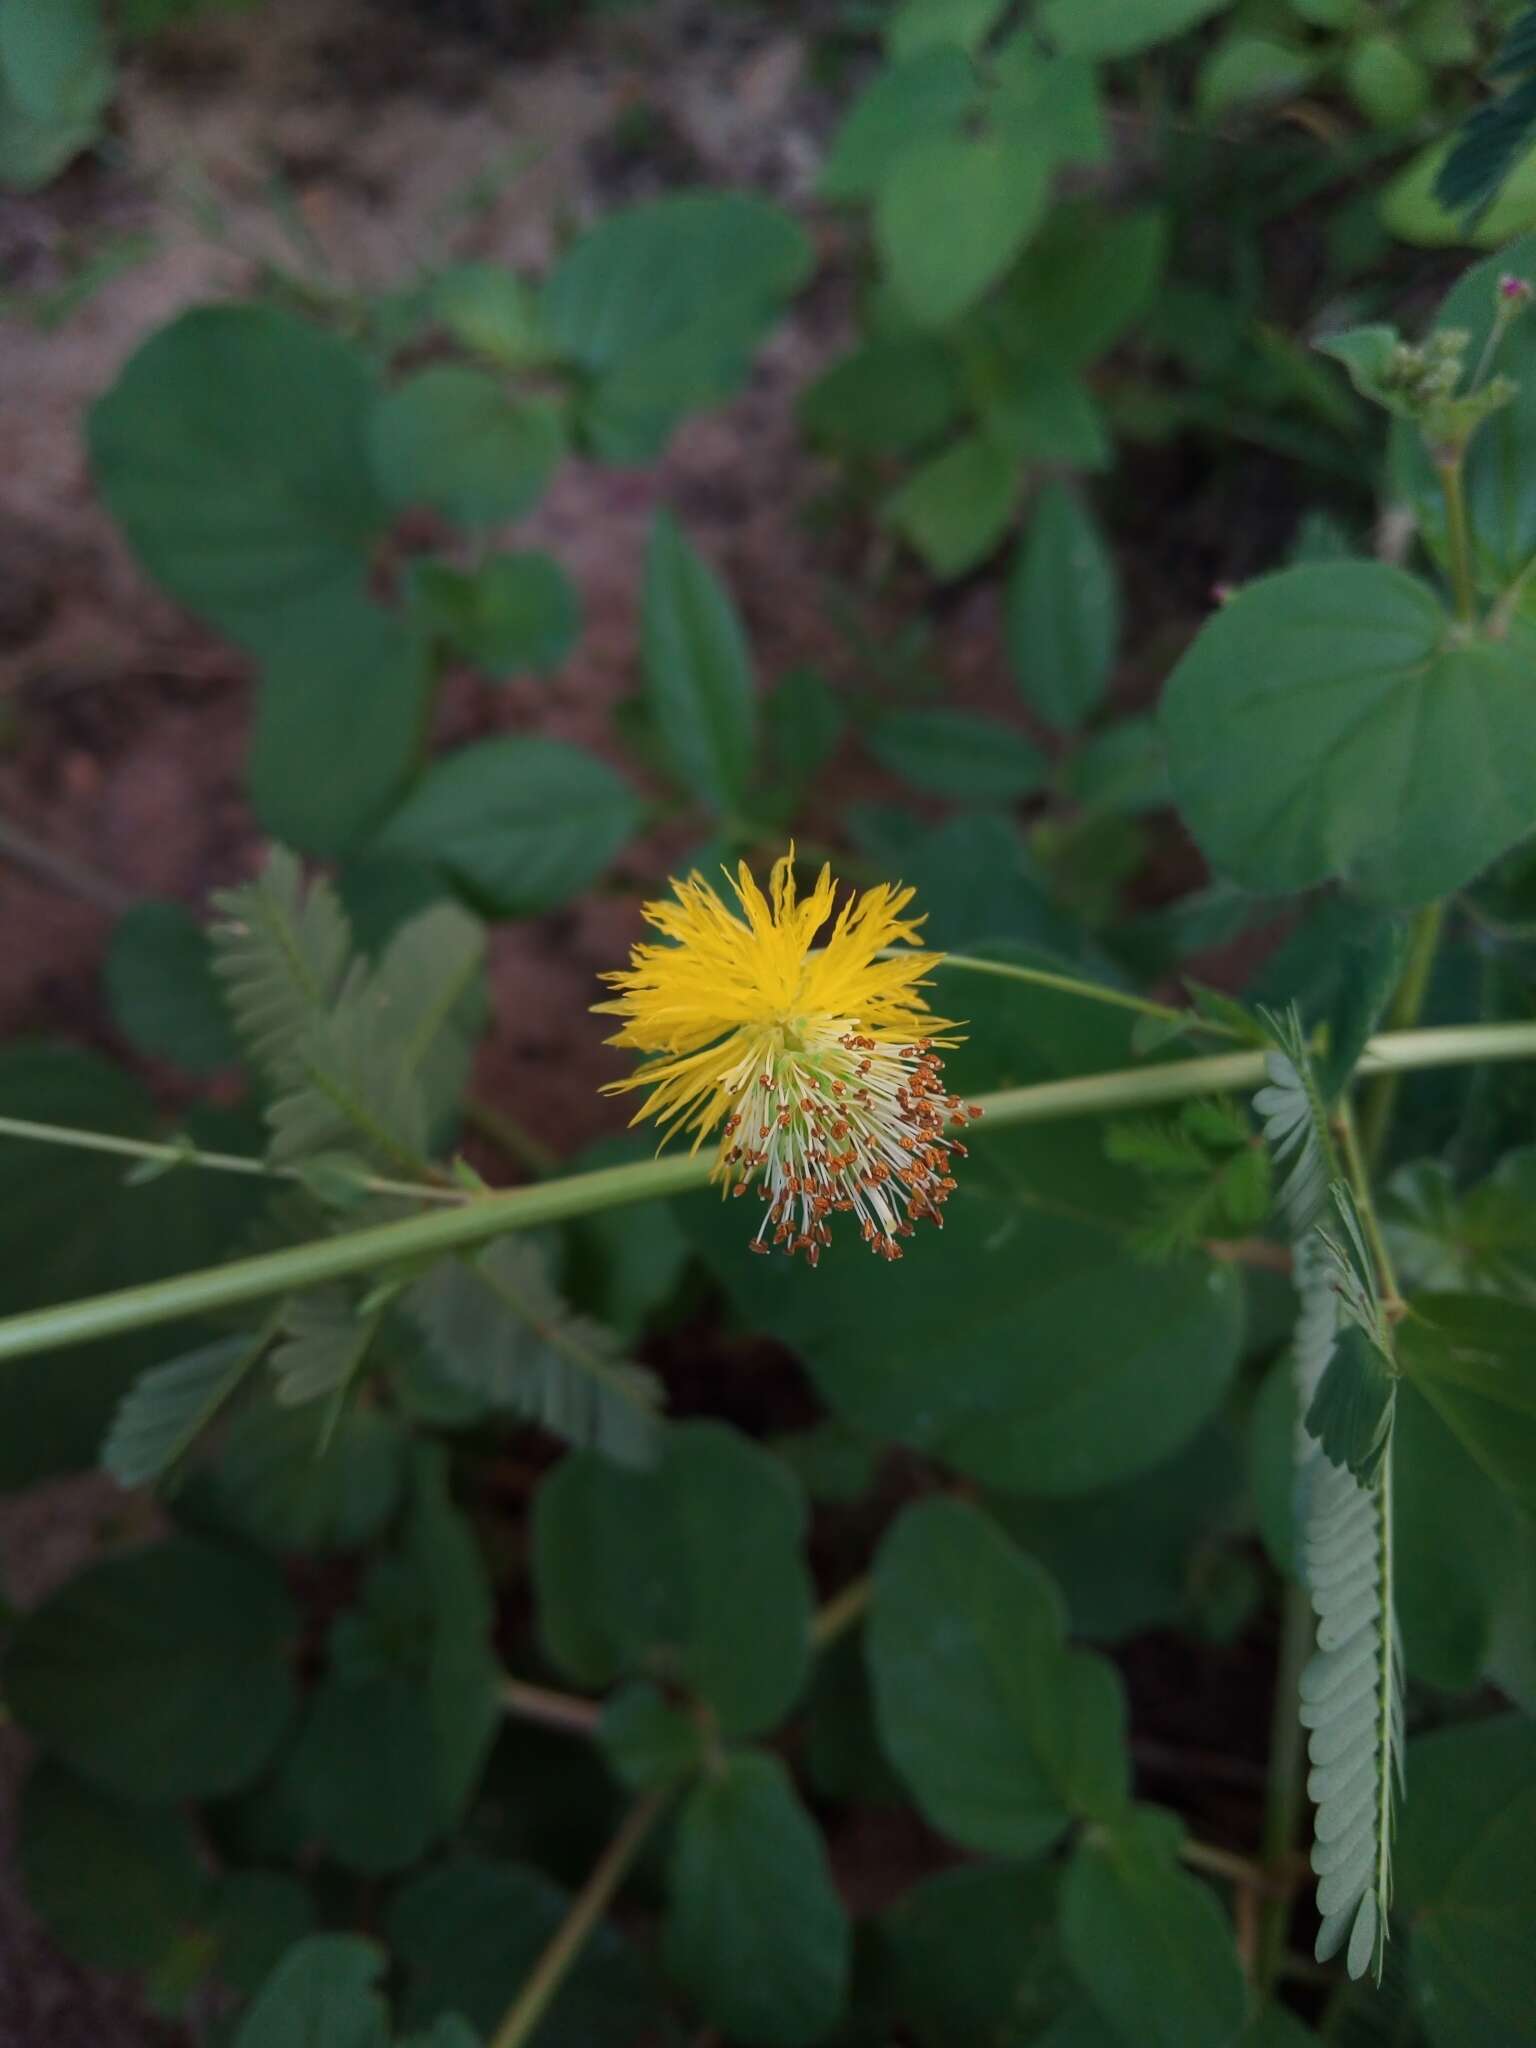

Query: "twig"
(0, 815), (136, 915)
(502, 1676), (602, 1739)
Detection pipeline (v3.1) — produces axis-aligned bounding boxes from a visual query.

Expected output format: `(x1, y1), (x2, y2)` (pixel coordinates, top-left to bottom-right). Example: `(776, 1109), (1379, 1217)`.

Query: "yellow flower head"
(595, 848), (979, 1264)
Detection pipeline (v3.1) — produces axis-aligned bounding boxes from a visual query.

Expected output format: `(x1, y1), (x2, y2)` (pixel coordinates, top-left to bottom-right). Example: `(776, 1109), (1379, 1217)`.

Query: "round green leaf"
(533, 1420), (814, 1737)
(868, 1500), (1130, 1856)
(5, 1536), (296, 1801)
(389, 1856), (662, 2044)
(1161, 562), (1536, 906)
(0, 0), (110, 124)
(882, 432), (1020, 578)
(1060, 1808), (1249, 2048)
(876, 130), (1049, 326)
(1344, 33), (1429, 129)
(819, 45), (977, 201)
(665, 1749), (851, 2048)
(105, 899), (239, 1073)
(415, 552), (579, 678)
(867, 708), (1046, 799)
(282, 1668), (444, 1874)
(231, 1935), (390, 2048)
(798, 335), (961, 456)
(18, 1760), (205, 1974)
(373, 736), (643, 916)
(191, 1395), (408, 1555)
(250, 592), (433, 857)
(89, 307), (388, 654)
(370, 367), (564, 525)
(1036, 0), (1231, 57)
(431, 261), (548, 368)
(874, 1863), (1077, 2048)
(1398, 1715), (1536, 2048)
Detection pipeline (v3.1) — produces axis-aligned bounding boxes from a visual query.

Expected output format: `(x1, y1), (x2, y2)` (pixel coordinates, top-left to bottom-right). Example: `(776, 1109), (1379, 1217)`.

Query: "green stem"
(1255, 1580), (1314, 1994)
(1339, 1101), (1402, 1310)
(1437, 456), (1477, 625)
(490, 1788), (672, 2048)
(2, 1022), (1534, 1366)
(808, 1575), (871, 1651)
(886, 949), (1230, 1038)
(1358, 901), (1446, 1174)
(0, 1116), (471, 1205)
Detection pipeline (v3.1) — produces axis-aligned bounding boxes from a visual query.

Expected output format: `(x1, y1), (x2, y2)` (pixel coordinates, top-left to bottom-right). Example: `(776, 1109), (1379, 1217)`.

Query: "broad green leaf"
(89, 306), (389, 655)
(369, 368), (564, 525)
(877, 129), (1050, 326)
(0, 0), (109, 123)
(189, 1392), (407, 1553)
(18, 1760), (204, 1974)
(407, 1237), (663, 1466)
(389, 1856), (663, 2045)
(1395, 1379), (1533, 1693)
(988, 1420), (1243, 1643)
(1399, 1294), (1536, 1511)
(972, 356), (1109, 469)
(641, 509), (755, 812)
(282, 1451), (497, 1870)
(102, 1330), (266, 1490)
(886, 0), (1009, 58)
(770, 1418), (879, 1507)
(1060, 1808), (1248, 2048)
(873, 1863), (1076, 2047)
(1315, 325), (1411, 416)
(413, 551), (579, 678)
(882, 431), (1018, 577)
(868, 1500), (1130, 1855)
(1198, 33), (1320, 114)
(105, 899), (238, 1072)
(1038, 0), (1233, 58)
(231, 1936), (389, 2048)
(989, 42), (1106, 165)
(867, 708), (1046, 799)
(1383, 140), (1536, 250)
(598, 1679), (706, 1791)
(205, 1871), (317, 1998)
(1006, 483), (1118, 730)
(1397, 1715), (1536, 2048)
(884, 812), (1086, 953)
(430, 260), (548, 368)
(690, 1171), (1243, 1495)
(5, 1536), (296, 1801)
(818, 44), (978, 201)
(0, 1049), (266, 1486)
(0, 61), (101, 188)
(250, 590), (432, 857)
(1161, 562), (1536, 906)
(1344, 34), (1429, 129)
(997, 202), (1167, 367)
(542, 194), (810, 460)
(375, 736), (641, 916)
(799, 335), (962, 456)
(665, 1748), (850, 2048)
(533, 1420), (814, 1737)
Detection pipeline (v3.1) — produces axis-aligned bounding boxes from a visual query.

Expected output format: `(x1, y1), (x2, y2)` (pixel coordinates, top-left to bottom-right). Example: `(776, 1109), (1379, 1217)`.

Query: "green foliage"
(5, 1536), (297, 1802)
(370, 368), (565, 526)
(231, 1937), (391, 2048)
(106, 899), (241, 1073)
(1060, 1806), (1250, 2048)
(533, 1421), (814, 1736)
(866, 707), (1046, 799)
(1007, 483), (1119, 731)
(1436, 8), (1536, 219)
(0, 0), (111, 190)
(101, 1329), (268, 1489)
(1162, 563), (1536, 906)
(1106, 1096), (1271, 1258)
(665, 1749), (850, 2047)
(641, 509), (757, 813)
(407, 1236), (663, 1466)
(868, 1499), (1130, 1856)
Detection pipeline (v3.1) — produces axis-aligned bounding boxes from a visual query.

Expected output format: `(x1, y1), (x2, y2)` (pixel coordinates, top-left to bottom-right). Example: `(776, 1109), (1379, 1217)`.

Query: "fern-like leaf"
(209, 848), (350, 1084)
(101, 1330), (270, 1489)
(1298, 1444), (1402, 1982)
(210, 852), (485, 1178)
(408, 1238), (663, 1467)
(1254, 1013), (1402, 1985)
(270, 1285), (382, 1410)
(1253, 1004), (1333, 1235)
(1435, 6), (1536, 219)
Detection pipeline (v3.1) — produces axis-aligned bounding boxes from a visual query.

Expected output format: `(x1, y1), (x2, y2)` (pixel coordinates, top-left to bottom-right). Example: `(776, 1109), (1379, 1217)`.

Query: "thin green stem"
(809, 1575), (871, 1651)
(884, 948), (1232, 1038)
(1, 1022), (1534, 1366)
(490, 1787), (672, 2048)
(1437, 457), (1477, 625)
(1255, 1581), (1314, 1995)
(1359, 901), (1445, 1173)
(1339, 1101), (1402, 1311)
(0, 1116), (470, 1205)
